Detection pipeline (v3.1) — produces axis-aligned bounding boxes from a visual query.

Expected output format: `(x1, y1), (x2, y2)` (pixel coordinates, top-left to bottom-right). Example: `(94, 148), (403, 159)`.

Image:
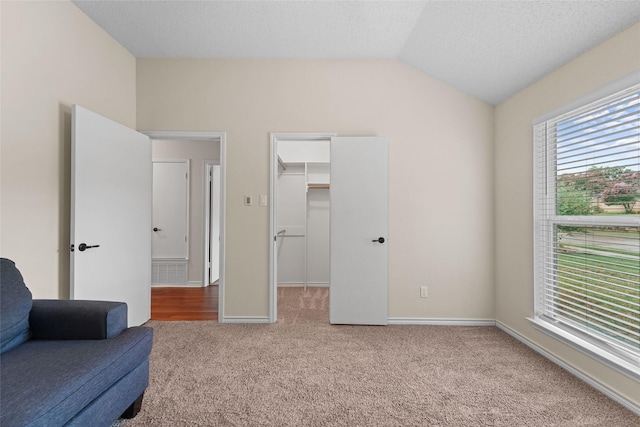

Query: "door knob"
(372, 237), (385, 244)
(153, 227), (161, 232)
(78, 243), (100, 252)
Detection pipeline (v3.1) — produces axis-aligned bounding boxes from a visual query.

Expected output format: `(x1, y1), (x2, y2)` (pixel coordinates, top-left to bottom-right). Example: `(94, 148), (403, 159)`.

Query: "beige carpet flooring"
(122, 287), (638, 426)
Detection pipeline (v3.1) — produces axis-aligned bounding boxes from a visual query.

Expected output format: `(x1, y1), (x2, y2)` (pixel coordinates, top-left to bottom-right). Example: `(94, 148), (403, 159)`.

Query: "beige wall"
(152, 139), (220, 283)
(137, 59), (495, 319)
(495, 22), (640, 405)
(0, 1), (136, 298)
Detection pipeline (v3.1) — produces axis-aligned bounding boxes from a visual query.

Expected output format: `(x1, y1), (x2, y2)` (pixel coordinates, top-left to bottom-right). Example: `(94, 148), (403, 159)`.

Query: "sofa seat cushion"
(0, 326), (152, 427)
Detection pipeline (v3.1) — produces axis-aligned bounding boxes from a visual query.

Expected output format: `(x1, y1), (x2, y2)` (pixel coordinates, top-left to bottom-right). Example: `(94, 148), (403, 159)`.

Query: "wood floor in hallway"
(151, 285), (219, 321)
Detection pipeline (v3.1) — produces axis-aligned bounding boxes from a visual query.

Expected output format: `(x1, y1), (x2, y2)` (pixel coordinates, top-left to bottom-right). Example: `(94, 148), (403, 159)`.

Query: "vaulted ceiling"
(72, 1), (640, 105)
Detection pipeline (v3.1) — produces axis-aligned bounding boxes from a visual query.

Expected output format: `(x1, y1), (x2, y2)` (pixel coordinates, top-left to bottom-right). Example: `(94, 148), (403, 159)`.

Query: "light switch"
(244, 195), (253, 206)
(259, 194), (268, 206)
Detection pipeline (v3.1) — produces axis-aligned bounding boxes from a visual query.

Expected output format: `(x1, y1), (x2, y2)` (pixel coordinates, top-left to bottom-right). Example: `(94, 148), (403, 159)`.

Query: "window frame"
(531, 72), (640, 380)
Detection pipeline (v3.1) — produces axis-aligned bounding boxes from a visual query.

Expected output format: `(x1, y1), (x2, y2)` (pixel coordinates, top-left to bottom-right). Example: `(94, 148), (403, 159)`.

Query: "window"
(533, 82), (640, 377)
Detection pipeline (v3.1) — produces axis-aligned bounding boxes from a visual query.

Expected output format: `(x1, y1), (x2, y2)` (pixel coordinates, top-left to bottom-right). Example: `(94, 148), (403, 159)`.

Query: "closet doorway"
(270, 133), (335, 323)
(270, 133), (389, 325)
(273, 135), (333, 323)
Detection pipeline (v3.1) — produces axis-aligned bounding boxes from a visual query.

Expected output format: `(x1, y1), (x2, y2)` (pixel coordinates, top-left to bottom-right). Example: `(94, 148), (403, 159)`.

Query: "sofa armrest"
(29, 300), (128, 340)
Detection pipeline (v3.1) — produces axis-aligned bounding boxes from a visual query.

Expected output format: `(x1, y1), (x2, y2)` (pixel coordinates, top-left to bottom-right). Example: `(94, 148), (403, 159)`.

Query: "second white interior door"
(330, 136), (388, 325)
(152, 160), (189, 259)
(208, 163), (221, 283)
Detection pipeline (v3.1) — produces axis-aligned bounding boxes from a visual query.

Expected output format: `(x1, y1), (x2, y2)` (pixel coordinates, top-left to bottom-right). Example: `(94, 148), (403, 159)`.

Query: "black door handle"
(78, 243), (100, 252)
(372, 237), (385, 244)
(153, 227), (161, 232)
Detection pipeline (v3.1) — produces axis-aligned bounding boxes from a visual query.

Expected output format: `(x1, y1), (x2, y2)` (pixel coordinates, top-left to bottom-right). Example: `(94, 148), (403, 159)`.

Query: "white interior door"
(152, 161), (189, 259)
(330, 136), (388, 325)
(209, 164), (221, 283)
(71, 105), (151, 326)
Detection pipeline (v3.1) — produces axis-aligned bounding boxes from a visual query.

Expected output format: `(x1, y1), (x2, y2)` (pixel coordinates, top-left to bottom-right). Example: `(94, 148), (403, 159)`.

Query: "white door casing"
(71, 105), (151, 327)
(330, 136), (388, 325)
(152, 160), (189, 260)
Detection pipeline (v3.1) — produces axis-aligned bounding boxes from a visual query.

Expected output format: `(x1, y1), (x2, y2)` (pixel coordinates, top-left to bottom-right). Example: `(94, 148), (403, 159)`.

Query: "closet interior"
(276, 140), (330, 289)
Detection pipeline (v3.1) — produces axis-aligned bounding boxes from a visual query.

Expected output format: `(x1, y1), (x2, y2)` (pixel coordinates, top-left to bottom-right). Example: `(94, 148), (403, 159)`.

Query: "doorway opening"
(144, 131), (226, 322)
(270, 133), (390, 326)
(269, 133), (335, 323)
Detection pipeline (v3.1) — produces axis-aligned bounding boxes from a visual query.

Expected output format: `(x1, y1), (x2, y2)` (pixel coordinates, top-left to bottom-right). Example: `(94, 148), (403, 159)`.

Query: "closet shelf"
(277, 155), (287, 171)
(307, 184), (330, 189)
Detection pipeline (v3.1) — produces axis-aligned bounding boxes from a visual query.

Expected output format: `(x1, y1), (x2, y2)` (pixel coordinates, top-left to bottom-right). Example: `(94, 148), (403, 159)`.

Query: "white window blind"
(533, 83), (640, 373)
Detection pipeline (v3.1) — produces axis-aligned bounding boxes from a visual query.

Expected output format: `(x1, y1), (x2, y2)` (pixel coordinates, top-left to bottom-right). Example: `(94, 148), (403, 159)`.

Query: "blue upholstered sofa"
(0, 258), (153, 427)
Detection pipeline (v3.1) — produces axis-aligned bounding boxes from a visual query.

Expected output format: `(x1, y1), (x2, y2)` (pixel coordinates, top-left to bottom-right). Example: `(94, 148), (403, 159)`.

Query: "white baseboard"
(277, 283), (330, 288)
(151, 282), (203, 288)
(388, 317), (496, 326)
(496, 321), (640, 415)
(220, 316), (270, 324)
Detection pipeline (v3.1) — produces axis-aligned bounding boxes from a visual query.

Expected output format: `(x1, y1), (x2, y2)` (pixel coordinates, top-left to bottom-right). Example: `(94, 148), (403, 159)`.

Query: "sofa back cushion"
(1, 258), (33, 354)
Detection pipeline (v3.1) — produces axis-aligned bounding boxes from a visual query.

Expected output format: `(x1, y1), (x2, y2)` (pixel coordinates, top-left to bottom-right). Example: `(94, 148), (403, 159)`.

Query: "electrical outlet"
(420, 286), (428, 298)
(259, 194), (268, 206)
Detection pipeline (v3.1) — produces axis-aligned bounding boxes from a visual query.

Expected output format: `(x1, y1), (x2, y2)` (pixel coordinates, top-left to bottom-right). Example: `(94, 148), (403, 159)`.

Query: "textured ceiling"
(72, 1), (640, 105)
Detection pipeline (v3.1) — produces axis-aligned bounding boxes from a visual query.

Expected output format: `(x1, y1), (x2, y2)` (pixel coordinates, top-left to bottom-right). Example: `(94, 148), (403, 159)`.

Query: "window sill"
(528, 317), (640, 381)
